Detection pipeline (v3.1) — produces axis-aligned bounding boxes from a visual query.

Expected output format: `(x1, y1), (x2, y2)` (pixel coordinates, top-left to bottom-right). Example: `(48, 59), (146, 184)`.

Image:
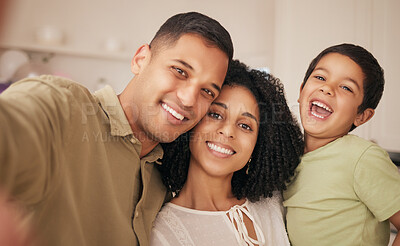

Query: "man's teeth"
(207, 142), (234, 155)
(312, 101), (332, 112)
(162, 103), (184, 120)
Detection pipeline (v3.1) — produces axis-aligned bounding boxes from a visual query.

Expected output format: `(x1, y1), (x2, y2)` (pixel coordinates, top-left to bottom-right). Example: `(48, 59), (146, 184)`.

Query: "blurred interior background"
(0, 0), (399, 244)
(0, 0), (399, 154)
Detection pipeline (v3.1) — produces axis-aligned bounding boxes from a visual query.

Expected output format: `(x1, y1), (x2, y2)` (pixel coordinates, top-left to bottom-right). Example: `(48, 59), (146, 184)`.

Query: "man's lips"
(206, 141), (235, 156)
(161, 102), (187, 121)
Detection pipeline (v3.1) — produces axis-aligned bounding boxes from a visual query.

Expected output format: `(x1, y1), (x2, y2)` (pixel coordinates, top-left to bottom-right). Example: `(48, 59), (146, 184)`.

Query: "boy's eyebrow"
(212, 102), (258, 123)
(173, 59), (221, 92)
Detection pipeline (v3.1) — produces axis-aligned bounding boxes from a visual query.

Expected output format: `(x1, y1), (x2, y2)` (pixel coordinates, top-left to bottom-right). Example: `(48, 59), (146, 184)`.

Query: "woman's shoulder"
(248, 192), (284, 212)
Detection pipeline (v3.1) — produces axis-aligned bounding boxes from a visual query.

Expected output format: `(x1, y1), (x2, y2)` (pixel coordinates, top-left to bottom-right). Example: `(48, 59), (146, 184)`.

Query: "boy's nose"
(319, 84), (334, 96)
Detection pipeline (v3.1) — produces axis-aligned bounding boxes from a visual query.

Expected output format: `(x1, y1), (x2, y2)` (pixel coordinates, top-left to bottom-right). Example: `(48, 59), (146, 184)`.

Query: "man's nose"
(177, 84), (200, 108)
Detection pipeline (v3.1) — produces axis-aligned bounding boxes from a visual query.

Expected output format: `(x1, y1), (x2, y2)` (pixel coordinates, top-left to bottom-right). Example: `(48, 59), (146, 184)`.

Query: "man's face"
(124, 34), (229, 143)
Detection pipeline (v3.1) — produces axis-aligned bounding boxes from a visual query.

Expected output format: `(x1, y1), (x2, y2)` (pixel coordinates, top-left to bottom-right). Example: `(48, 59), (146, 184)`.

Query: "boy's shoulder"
(311, 134), (387, 162)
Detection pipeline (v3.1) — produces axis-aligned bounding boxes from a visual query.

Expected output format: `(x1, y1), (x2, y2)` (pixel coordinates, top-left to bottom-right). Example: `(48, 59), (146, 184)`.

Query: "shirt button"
(135, 211), (139, 217)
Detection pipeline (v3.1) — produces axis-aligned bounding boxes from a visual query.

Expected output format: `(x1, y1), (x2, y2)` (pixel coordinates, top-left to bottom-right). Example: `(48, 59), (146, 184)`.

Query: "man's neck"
(131, 132), (158, 158)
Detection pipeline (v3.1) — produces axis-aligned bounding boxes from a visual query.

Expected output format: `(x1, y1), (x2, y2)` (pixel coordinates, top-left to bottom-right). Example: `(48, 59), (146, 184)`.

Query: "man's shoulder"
(10, 75), (94, 102)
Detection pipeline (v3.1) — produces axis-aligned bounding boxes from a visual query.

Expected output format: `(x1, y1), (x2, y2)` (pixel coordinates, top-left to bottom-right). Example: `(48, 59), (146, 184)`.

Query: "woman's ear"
(131, 44), (151, 74)
(354, 108), (375, 127)
(298, 82), (305, 103)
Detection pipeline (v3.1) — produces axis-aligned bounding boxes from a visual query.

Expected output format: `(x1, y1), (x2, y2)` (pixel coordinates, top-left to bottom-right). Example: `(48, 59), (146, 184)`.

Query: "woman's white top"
(150, 195), (290, 246)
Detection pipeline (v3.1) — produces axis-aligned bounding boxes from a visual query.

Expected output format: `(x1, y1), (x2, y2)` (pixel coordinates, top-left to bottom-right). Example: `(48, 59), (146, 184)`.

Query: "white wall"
(1, 0), (275, 93)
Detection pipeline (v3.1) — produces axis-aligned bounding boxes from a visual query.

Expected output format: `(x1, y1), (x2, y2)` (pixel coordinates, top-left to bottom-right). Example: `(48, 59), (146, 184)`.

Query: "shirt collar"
(94, 85), (132, 137)
(94, 85), (164, 163)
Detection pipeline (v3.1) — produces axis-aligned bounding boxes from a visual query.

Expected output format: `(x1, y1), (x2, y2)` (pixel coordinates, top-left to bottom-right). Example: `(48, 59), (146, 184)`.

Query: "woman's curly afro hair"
(158, 60), (304, 202)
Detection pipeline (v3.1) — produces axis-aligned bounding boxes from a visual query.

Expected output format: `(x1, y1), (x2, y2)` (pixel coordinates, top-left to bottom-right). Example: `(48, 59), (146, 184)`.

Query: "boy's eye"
(341, 85), (353, 92)
(208, 112), (222, 120)
(315, 76), (325, 81)
(201, 88), (216, 99)
(239, 123), (252, 131)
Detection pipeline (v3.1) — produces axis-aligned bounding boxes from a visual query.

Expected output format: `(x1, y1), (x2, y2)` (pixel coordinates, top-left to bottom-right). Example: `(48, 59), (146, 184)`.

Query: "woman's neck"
(171, 164), (245, 211)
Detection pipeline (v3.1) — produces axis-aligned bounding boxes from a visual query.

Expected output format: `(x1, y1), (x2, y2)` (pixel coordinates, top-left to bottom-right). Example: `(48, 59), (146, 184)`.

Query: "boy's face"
(125, 34), (229, 143)
(298, 52), (370, 141)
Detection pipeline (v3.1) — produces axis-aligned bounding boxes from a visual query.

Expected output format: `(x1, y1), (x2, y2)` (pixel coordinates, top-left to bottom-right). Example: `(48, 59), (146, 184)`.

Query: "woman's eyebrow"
(242, 112), (258, 124)
(212, 101), (227, 109)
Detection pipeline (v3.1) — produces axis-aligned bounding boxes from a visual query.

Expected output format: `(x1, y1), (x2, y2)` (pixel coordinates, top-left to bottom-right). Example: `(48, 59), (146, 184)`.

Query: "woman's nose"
(218, 124), (235, 139)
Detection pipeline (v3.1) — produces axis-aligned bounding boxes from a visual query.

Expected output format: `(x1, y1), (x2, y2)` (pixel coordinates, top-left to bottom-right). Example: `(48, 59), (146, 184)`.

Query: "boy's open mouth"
(310, 101), (333, 119)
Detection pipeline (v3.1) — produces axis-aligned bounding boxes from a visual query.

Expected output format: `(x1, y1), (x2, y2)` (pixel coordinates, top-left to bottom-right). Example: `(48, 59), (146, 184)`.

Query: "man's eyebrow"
(242, 112), (258, 124)
(173, 59), (193, 70)
(212, 83), (221, 93)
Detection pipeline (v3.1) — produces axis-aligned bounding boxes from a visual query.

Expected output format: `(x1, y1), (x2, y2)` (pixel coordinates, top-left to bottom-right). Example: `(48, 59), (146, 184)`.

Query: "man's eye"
(208, 112), (222, 120)
(173, 67), (187, 77)
(202, 88), (216, 99)
(239, 123), (252, 131)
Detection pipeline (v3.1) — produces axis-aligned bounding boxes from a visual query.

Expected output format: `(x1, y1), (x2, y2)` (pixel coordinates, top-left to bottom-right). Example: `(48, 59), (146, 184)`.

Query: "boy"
(283, 43), (400, 246)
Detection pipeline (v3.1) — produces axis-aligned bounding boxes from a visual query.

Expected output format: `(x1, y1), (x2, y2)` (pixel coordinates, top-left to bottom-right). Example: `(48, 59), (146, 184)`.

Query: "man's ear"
(354, 108), (375, 127)
(131, 44), (151, 74)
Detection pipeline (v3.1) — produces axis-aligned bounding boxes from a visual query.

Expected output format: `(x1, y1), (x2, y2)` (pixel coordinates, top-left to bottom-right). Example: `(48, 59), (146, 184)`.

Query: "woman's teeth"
(162, 103), (184, 120)
(207, 142), (234, 155)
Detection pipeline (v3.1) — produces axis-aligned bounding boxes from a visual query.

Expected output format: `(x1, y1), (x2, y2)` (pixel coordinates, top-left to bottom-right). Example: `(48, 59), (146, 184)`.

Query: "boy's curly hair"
(158, 60), (304, 202)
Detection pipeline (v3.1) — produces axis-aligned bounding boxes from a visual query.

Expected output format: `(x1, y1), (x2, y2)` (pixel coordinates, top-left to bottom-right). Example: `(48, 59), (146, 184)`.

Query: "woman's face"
(189, 85), (260, 179)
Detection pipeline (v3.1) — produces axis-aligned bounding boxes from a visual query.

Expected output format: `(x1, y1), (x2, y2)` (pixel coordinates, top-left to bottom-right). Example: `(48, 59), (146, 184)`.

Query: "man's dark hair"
(301, 43), (385, 131)
(158, 60), (304, 202)
(150, 12), (233, 60)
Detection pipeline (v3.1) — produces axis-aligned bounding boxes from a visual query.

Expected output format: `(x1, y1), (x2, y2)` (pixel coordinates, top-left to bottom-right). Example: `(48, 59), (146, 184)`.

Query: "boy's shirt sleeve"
(354, 144), (400, 221)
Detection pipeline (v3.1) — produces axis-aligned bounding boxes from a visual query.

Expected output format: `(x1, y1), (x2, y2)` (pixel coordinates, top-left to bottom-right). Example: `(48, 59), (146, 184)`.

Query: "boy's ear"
(131, 44), (151, 74)
(354, 108), (375, 127)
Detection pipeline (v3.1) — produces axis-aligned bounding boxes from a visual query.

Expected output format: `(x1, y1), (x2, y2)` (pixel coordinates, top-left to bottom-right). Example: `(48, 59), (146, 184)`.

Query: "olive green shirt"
(0, 75), (167, 246)
(283, 134), (400, 246)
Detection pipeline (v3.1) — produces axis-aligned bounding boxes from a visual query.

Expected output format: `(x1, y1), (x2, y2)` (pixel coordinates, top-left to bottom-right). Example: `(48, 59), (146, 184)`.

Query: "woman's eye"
(239, 123), (252, 131)
(208, 112), (222, 120)
(202, 88), (216, 99)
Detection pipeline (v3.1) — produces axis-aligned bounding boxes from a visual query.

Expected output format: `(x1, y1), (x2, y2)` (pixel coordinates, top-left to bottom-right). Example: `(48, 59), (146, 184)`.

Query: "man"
(0, 12), (233, 246)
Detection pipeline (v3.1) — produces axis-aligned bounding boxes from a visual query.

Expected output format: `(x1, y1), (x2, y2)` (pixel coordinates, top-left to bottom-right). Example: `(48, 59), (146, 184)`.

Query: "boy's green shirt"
(284, 134), (400, 246)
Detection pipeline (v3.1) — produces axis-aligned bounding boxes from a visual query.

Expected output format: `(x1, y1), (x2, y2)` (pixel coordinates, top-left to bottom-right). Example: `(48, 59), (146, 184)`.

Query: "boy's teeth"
(207, 142), (234, 155)
(162, 103), (184, 120)
(311, 111), (325, 119)
(312, 101), (332, 112)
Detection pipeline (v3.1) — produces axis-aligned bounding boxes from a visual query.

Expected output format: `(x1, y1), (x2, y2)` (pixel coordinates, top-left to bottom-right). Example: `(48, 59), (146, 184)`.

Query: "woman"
(151, 60), (304, 246)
